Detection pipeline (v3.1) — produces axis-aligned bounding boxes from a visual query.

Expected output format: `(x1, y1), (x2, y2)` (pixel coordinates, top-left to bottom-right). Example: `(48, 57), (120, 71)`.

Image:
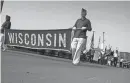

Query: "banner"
(5, 29), (72, 52)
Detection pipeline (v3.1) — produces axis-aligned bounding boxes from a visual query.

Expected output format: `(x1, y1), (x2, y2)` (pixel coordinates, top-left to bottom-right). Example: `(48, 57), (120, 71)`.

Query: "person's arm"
(1, 22), (6, 33)
(1, 21), (6, 29)
(73, 19), (78, 28)
(87, 20), (92, 31)
(68, 26), (74, 29)
(82, 19), (92, 31)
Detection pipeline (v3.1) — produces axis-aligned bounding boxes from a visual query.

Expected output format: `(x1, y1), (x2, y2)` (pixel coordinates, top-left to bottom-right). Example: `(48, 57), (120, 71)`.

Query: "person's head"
(6, 15), (11, 21)
(81, 8), (87, 18)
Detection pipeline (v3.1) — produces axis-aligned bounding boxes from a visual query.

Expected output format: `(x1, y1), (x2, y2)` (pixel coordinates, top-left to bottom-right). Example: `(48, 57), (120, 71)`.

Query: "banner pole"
(1, 0), (4, 13)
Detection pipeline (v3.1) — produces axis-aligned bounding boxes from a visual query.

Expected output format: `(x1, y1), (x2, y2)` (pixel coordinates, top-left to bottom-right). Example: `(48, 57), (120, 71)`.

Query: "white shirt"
(120, 59), (123, 62)
(101, 51), (105, 55)
(114, 52), (118, 57)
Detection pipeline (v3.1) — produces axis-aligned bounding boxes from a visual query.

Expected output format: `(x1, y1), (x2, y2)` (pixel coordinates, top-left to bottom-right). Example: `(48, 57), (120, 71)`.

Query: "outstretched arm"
(1, 21), (6, 29)
(1, 22), (6, 32)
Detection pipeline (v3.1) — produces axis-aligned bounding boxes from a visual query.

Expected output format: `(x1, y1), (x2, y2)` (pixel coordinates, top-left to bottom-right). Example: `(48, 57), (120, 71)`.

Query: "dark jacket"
(1, 15), (11, 33)
(73, 18), (92, 38)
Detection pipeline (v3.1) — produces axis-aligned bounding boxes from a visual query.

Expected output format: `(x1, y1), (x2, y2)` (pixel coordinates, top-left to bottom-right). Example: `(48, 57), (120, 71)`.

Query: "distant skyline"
(1, 1), (130, 52)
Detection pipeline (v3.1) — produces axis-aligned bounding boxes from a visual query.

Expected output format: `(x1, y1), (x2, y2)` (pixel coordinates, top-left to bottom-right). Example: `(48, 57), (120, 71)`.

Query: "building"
(119, 52), (130, 61)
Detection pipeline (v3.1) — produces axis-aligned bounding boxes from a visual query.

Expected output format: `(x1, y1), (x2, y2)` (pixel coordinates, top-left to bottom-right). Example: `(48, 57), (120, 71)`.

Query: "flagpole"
(1, 0), (4, 13)
(98, 36), (101, 48)
(93, 31), (95, 49)
(103, 32), (105, 51)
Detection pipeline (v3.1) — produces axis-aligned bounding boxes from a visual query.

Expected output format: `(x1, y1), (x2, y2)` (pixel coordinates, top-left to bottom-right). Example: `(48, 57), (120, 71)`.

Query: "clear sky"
(1, 1), (130, 52)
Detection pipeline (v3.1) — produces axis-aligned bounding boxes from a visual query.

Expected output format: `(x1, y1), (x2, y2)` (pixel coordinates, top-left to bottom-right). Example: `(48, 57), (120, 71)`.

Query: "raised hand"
(72, 27), (76, 30)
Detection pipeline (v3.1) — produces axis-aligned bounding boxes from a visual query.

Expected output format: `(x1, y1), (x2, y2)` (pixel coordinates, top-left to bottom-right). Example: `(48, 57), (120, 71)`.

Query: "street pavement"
(1, 50), (130, 83)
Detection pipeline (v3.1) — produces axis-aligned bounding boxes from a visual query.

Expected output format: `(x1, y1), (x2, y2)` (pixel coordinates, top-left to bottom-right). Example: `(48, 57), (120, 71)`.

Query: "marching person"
(1, 15), (11, 51)
(70, 8), (92, 65)
(98, 51), (102, 64)
(119, 58), (124, 67)
(87, 49), (92, 62)
(110, 50), (114, 66)
(90, 48), (95, 63)
(100, 50), (105, 65)
(113, 49), (119, 67)
(107, 56), (111, 66)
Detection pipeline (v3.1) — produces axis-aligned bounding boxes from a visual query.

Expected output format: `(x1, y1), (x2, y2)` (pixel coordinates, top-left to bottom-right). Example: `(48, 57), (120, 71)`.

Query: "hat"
(81, 8), (87, 13)
(6, 15), (11, 21)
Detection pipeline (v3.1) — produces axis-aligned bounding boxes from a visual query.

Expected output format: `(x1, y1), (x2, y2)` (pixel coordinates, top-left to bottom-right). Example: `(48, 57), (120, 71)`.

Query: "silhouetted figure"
(113, 50), (118, 67)
(1, 15), (11, 33)
(1, 15), (11, 51)
(90, 49), (95, 63)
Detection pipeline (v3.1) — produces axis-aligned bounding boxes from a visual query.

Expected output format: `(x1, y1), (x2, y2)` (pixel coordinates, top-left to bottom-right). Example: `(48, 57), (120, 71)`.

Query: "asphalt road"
(1, 50), (130, 83)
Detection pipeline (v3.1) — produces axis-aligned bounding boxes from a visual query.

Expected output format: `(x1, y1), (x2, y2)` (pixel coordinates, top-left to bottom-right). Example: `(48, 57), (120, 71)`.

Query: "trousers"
(71, 38), (86, 65)
(114, 57), (118, 67)
(1, 34), (5, 48)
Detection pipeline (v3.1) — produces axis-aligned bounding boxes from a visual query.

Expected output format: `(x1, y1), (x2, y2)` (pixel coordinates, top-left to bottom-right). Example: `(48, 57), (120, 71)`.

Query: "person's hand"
(72, 27), (76, 30)
(82, 27), (87, 30)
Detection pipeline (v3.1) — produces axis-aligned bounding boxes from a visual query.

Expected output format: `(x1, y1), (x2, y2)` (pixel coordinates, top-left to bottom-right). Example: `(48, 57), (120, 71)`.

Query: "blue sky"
(1, 1), (130, 52)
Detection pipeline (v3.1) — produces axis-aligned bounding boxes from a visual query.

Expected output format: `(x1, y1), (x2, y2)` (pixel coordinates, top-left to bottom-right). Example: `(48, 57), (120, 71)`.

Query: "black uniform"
(1, 15), (11, 34)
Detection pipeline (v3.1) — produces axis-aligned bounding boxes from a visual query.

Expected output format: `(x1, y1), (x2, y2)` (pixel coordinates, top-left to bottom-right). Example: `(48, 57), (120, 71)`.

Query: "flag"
(90, 31), (94, 49)
(1, 0), (4, 13)
(105, 46), (107, 53)
(100, 43), (103, 50)
(97, 36), (101, 48)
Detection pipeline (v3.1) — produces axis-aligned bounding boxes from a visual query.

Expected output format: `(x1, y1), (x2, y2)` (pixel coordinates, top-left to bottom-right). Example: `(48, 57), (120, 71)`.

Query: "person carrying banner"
(70, 8), (92, 65)
(1, 15), (11, 51)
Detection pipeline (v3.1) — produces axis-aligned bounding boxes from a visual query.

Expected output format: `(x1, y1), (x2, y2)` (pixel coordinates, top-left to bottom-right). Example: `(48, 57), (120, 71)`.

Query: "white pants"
(71, 38), (86, 65)
(1, 34), (6, 49)
(107, 60), (111, 66)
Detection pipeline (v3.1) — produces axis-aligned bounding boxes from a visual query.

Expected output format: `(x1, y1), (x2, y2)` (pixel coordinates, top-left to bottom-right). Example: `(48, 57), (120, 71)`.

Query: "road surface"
(1, 50), (130, 83)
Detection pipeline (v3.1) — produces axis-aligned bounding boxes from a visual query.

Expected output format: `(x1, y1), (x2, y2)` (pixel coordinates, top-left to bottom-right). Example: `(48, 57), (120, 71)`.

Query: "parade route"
(1, 50), (130, 83)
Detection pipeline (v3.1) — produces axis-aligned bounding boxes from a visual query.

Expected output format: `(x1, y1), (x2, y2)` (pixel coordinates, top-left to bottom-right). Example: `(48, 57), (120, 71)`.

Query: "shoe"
(72, 63), (78, 66)
(72, 62), (80, 66)
(2, 48), (6, 51)
(2, 46), (7, 51)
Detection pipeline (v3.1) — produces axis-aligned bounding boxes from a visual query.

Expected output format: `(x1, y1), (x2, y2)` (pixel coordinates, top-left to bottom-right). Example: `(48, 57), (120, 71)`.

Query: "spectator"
(98, 51), (102, 64)
(119, 58), (124, 67)
(107, 56), (111, 66)
(90, 48), (95, 63)
(100, 50), (105, 65)
(113, 50), (118, 67)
